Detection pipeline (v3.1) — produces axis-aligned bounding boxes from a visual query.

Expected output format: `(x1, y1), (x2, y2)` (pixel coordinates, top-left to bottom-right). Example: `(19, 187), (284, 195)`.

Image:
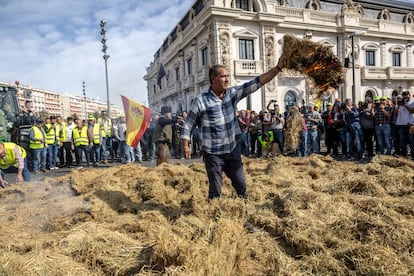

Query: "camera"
(397, 98), (408, 106)
(270, 109), (276, 116)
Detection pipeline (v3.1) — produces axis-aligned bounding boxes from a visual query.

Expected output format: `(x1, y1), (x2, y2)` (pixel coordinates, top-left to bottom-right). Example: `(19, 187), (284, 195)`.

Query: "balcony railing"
(361, 66), (414, 80)
(361, 67), (388, 80)
(165, 82), (180, 97)
(234, 60), (263, 76)
(182, 75), (194, 89)
(387, 67), (414, 80)
(196, 67), (209, 84)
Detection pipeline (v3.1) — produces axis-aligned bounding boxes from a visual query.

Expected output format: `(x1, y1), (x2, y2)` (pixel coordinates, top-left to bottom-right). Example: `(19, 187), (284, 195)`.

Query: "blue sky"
(0, 0), (193, 109)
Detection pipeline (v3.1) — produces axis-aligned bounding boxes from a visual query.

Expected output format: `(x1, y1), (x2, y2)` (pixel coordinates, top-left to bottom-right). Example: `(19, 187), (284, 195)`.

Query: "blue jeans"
(119, 141), (131, 163)
(240, 131), (250, 156)
(203, 145), (247, 200)
(397, 125), (414, 157)
(374, 124), (392, 155)
(272, 129), (284, 153)
(101, 136), (113, 160)
(47, 143), (58, 168)
(296, 130), (308, 157)
(308, 128), (320, 154)
(1, 158), (31, 181)
(89, 144), (101, 164)
(75, 145), (90, 166)
(346, 123), (363, 158)
(31, 147), (46, 172)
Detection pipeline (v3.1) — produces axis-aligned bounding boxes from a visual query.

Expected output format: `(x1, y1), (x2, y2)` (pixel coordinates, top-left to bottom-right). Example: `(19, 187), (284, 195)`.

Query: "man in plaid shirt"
(181, 56), (286, 200)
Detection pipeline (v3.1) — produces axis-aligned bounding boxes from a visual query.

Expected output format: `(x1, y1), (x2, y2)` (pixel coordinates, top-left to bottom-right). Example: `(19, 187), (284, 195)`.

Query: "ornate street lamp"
(347, 31), (366, 103)
(100, 20), (111, 117)
(82, 81), (86, 118)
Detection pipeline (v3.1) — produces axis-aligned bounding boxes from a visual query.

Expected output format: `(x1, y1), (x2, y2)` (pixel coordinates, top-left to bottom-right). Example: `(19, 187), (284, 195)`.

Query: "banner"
(121, 95), (151, 147)
(157, 62), (167, 88)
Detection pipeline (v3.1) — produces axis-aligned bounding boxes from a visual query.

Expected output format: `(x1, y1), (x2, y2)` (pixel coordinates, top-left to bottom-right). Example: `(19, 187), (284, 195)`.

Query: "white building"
(145, 0), (414, 112)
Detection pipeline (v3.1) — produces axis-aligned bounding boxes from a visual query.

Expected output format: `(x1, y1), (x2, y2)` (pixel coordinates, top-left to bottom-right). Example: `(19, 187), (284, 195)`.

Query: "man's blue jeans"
(101, 136), (113, 160)
(240, 132), (250, 157)
(308, 128), (320, 154)
(374, 124), (392, 155)
(47, 143), (58, 168)
(346, 123), (363, 158)
(397, 125), (414, 157)
(203, 145), (247, 200)
(31, 147), (46, 172)
(89, 144), (101, 164)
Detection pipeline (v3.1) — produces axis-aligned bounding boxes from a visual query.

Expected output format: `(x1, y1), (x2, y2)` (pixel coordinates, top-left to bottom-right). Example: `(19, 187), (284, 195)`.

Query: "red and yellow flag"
(121, 95), (151, 147)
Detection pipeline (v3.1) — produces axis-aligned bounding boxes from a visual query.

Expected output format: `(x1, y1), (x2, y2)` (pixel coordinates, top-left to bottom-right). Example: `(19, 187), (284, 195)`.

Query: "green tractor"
(0, 83), (32, 149)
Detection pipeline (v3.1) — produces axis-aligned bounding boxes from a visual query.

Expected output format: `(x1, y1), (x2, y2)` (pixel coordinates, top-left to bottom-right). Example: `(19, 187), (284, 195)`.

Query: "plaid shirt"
(374, 106), (392, 125)
(181, 76), (262, 154)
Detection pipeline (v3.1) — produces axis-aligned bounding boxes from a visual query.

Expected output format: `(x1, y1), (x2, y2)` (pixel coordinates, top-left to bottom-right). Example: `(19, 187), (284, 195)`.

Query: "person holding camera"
(359, 101), (375, 158)
(304, 104), (322, 154)
(395, 92), (414, 158)
(372, 96), (392, 155)
(237, 109), (251, 157)
(266, 100), (285, 154)
(153, 106), (183, 165)
(343, 99), (363, 160)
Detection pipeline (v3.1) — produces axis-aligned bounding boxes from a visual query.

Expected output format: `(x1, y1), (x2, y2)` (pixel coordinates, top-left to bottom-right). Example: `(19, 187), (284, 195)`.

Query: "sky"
(0, 0), (194, 109)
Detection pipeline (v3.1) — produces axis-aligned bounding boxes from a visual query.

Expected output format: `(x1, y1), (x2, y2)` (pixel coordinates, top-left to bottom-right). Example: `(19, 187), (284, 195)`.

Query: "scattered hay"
(0, 155), (413, 275)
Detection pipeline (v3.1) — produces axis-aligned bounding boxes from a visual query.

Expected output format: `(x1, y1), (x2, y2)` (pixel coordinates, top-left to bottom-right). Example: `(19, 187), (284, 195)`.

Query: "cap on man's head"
(373, 96), (380, 101)
(50, 115), (57, 119)
(380, 96), (388, 100)
(402, 91), (410, 96)
(35, 118), (44, 124)
(327, 102), (333, 106)
(88, 114), (95, 120)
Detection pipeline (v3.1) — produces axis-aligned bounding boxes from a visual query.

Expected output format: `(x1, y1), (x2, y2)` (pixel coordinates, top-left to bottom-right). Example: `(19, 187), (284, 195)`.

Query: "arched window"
(234, 0), (259, 12)
(284, 90), (297, 109)
(365, 90), (374, 102)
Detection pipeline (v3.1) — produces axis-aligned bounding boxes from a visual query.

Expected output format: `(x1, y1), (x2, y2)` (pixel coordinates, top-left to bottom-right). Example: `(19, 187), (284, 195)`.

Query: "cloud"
(0, 0), (193, 108)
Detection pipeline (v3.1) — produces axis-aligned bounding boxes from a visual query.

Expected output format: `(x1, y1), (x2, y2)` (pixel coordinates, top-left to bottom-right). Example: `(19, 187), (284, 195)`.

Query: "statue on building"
(220, 33), (230, 67)
(208, 24), (216, 63)
(265, 36), (276, 91)
(345, 38), (360, 64)
(341, 0), (358, 13)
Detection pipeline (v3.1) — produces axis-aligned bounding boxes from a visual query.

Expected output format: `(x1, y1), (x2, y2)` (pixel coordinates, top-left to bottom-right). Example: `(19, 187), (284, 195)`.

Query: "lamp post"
(82, 81), (86, 118)
(100, 20), (111, 117)
(347, 31), (366, 103)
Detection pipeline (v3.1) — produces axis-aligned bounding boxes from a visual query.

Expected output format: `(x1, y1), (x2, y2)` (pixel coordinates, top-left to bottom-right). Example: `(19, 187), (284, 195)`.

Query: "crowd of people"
(1, 86), (413, 188)
(236, 91), (414, 161)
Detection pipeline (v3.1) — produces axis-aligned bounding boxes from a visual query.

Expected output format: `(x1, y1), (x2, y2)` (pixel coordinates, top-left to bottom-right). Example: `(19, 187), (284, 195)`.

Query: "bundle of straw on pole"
(281, 33), (345, 98)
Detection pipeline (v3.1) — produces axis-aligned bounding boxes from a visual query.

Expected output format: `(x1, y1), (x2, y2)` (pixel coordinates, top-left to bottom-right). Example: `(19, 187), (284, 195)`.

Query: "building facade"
(144, 0), (414, 112)
(0, 81), (122, 120)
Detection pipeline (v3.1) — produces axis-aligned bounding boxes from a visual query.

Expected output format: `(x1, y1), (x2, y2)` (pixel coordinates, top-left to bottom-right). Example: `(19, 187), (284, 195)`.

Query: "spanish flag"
(121, 95), (151, 147)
